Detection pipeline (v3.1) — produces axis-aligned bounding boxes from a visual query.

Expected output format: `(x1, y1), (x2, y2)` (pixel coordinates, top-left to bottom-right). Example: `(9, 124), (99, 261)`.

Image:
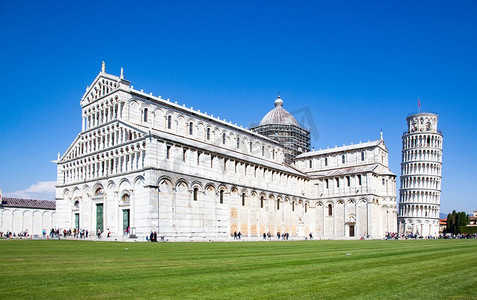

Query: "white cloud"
(3, 181), (56, 200)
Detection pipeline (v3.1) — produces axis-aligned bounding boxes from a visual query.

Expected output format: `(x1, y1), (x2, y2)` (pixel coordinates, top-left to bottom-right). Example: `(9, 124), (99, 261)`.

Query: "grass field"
(0, 239), (476, 299)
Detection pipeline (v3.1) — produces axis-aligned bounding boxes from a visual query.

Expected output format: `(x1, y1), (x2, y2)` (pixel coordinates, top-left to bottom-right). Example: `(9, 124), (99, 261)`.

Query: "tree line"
(445, 210), (469, 234)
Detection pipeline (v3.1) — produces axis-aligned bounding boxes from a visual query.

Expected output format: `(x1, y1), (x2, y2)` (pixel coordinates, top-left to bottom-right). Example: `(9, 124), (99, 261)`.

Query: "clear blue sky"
(0, 1), (475, 214)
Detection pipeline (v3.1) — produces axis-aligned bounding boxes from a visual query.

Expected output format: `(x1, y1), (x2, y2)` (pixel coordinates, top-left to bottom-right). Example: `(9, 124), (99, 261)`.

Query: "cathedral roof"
(296, 140), (386, 158)
(258, 96), (300, 127)
(307, 163), (395, 178)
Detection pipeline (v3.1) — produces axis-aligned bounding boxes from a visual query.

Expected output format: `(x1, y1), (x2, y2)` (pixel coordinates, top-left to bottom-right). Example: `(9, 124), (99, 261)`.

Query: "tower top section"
(405, 112), (440, 134)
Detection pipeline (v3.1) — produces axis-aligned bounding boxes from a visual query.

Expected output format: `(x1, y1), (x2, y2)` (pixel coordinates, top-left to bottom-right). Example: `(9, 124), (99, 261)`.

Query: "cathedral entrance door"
(74, 213), (80, 230)
(96, 203), (103, 233)
(297, 220), (304, 237)
(123, 209), (130, 235)
(349, 225), (355, 237)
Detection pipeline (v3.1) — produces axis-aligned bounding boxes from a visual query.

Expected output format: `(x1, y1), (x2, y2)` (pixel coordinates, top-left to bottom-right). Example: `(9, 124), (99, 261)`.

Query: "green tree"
(445, 210), (469, 234)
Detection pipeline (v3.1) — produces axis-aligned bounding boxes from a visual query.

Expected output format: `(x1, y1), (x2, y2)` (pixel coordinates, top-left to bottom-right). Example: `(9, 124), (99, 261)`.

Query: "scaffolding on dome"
(251, 123), (310, 163)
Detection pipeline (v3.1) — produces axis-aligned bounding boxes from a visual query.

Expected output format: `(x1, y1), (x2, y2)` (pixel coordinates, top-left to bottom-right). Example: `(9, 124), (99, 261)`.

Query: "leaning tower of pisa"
(398, 112), (443, 237)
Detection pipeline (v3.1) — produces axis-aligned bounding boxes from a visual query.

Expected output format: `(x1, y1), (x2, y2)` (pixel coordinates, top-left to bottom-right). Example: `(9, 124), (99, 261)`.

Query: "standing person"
(149, 231), (154, 242)
(238, 232), (241, 240)
(153, 231), (157, 242)
(233, 231), (237, 240)
(97, 228), (101, 239)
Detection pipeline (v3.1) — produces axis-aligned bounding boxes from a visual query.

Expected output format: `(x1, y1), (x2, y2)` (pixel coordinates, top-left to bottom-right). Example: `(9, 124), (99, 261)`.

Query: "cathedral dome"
(258, 96), (300, 127)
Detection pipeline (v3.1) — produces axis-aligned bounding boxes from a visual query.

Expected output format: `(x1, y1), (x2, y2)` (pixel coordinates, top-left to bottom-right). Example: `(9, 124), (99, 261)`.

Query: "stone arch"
(158, 177), (173, 193)
(217, 184), (229, 193)
(63, 188), (70, 199)
(204, 183), (216, 194)
(133, 176), (145, 189)
(175, 178), (190, 190)
(106, 181), (116, 194)
(118, 177), (130, 187)
(175, 180), (189, 194)
(118, 179), (130, 193)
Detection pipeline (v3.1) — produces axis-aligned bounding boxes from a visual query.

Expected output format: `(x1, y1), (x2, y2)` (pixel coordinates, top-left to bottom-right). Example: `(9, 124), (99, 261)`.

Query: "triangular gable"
(59, 121), (148, 163)
(60, 134), (82, 162)
(81, 72), (124, 105)
(377, 139), (388, 152)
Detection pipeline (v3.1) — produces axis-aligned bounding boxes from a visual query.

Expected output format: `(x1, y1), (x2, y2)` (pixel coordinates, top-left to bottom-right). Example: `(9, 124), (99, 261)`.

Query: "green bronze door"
(74, 213), (80, 229)
(123, 209), (130, 235)
(96, 203), (104, 232)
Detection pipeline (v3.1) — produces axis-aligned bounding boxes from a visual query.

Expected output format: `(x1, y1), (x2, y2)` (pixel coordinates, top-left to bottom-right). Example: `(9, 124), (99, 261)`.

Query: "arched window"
(309, 160), (313, 168)
(336, 178), (340, 188)
(328, 204), (333, 216)
(305, 203), (308, 213)
(95, 188), (104, 197)
(122, 194), (130, 203)
(250, 142), (253, 153)
(167, 115), (172, 129)
(242, 193), (245, 206)
(292, 202), (295, 212)
(144, 108), (148, 122)
(74, 200), (80, 208)
(361, 151), (365, 161)
(342, 155), (346, 164)
(220, 190), (224, 204)
(260, 196), (264, 208)
(207, 128), (210, 140)
(222, 133), (226, 145)
(189, 122), (193, 135)
(277, 200), (280, 210)
(236, 137), (240, 149)
(324, 157), (328, 166)
(193, 188), (198, 201)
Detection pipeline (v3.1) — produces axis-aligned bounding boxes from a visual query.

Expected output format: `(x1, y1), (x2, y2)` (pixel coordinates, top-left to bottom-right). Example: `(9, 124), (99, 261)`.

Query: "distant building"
(439, 218), (447, 234)
(468, 210), (477, 227)
(55, 65), (397, 241)
(0, 197), (56, 236)
(398, 112), (443, 236)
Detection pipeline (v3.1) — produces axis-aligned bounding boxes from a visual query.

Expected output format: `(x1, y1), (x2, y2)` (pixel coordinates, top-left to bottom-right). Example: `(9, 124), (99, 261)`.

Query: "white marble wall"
(0, 207), (55, 236)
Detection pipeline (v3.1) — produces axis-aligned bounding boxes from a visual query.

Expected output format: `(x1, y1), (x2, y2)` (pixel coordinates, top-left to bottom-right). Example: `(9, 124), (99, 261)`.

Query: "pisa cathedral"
(55, 65), (397, 240)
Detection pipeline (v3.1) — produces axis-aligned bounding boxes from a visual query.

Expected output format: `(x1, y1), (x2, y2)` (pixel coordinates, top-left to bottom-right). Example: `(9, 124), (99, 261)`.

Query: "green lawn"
(0, 239), (476, 299)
